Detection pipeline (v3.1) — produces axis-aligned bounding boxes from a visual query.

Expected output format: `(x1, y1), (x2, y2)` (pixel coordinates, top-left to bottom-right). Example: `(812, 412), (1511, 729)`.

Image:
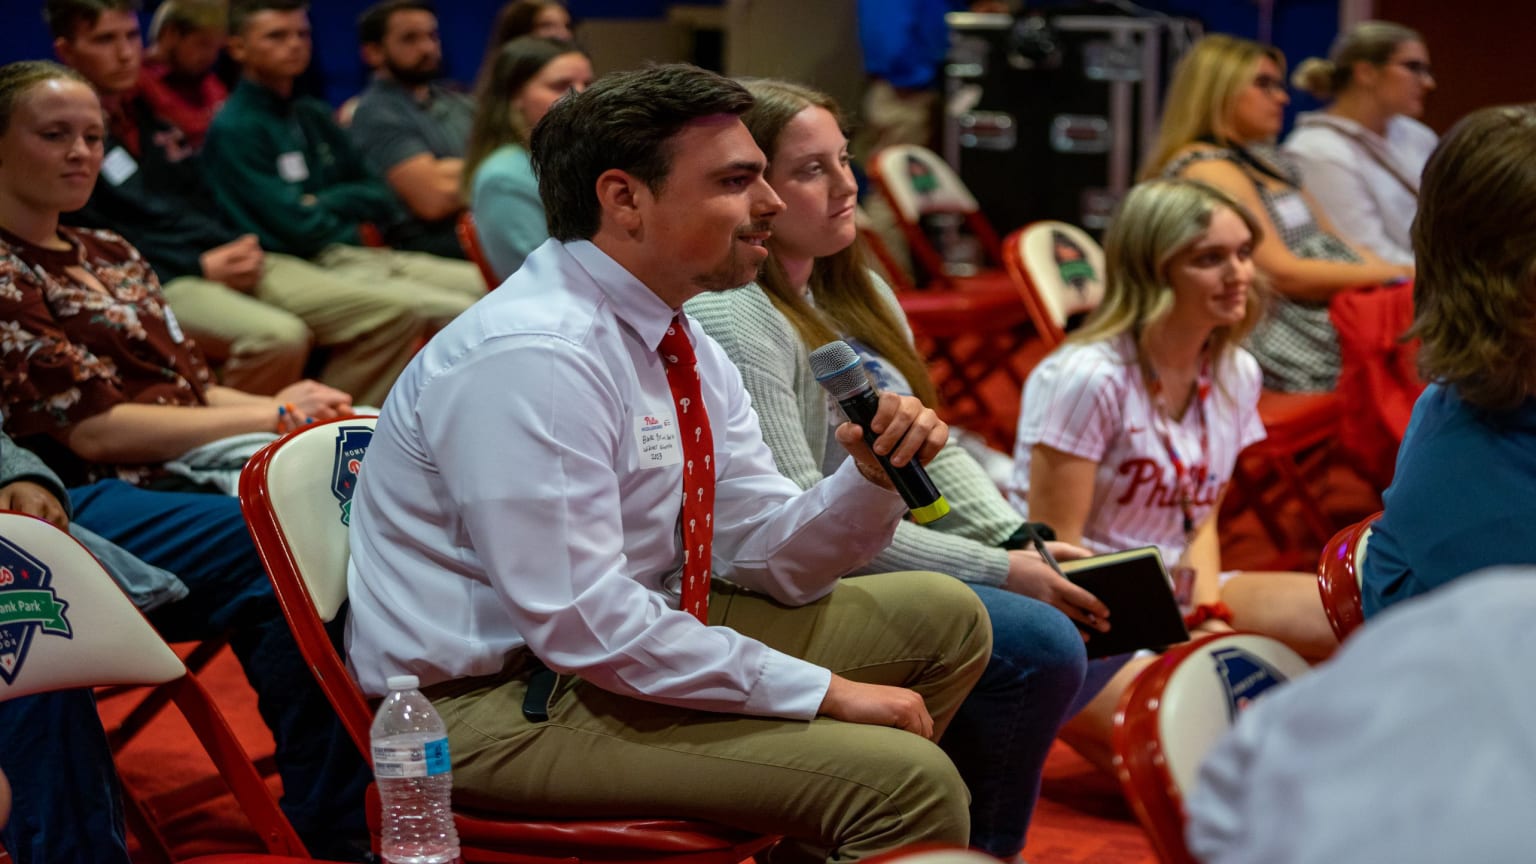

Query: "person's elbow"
(65, 420), (123, 463)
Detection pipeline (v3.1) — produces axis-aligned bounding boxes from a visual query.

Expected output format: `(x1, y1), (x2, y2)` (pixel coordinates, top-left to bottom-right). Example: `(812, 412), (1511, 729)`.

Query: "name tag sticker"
(1271, 192), (1311, 231)
(163, 306), (187, 344)
(277, 151), (309, 183)
(100, 146), (139, 186)
(634, 411), (682, 468)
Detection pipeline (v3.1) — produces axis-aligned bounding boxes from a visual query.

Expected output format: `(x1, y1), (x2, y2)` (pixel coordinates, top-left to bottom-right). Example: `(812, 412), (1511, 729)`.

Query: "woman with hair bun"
(1285, 21), (1438, 265)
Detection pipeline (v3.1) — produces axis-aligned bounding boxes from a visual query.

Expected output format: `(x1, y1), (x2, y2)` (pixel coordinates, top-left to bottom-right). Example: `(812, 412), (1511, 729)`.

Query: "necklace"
(1145, 352), (1213, 539)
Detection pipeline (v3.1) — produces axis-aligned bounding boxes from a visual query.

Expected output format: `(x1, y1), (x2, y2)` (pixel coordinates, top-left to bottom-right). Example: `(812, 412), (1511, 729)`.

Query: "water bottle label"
(424, 737), (451, 775)
(373, 737), (452, 778)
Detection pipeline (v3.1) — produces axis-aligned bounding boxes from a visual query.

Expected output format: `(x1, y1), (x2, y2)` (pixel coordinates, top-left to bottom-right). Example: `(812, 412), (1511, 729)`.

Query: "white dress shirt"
(1284, 112), (1439, 265)
(345, 239), (906, 719)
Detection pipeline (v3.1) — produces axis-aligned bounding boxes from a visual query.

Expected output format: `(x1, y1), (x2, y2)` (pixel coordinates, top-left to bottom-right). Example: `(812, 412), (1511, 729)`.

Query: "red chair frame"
(1112, 633), (1309, 864)
(239, 419), (775, 864)
(457, 210), (499, 290)
(0, 512), (308, 862)
(1316, 511), (1380, 642)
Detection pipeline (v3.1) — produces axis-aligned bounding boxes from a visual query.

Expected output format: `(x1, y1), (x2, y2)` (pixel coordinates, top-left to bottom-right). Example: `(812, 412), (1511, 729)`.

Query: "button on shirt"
(346, 239), (907, 718)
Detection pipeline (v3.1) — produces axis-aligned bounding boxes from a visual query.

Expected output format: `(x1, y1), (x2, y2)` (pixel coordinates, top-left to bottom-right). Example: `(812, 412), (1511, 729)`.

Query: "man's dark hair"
(530, 63), (753, 242)
(357, 0), (434, 46)
(229, 0), (304, 35)
(42, 0), (140, 40)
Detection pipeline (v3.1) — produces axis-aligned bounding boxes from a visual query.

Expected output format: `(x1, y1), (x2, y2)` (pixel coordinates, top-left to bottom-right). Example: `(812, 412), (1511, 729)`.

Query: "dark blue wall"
(2, 0), (1334, 120)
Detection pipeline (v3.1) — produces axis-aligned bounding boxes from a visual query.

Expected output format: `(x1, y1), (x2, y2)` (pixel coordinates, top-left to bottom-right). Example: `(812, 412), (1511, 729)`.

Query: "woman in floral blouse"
(0, 62), (351, 488)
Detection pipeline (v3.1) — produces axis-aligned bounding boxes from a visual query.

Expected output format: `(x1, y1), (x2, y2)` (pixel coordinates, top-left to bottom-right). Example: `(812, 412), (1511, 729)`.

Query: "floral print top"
(0, 225), (210, 486)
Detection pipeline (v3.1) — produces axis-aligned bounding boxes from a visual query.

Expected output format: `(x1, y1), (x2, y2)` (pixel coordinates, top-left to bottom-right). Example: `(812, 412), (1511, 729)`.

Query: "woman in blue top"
(1362, 105), (1536, 615)
(463, 36), (591, 281)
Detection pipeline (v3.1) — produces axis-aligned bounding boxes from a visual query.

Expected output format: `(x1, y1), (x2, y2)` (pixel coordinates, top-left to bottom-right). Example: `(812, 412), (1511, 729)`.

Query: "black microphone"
(809, 340), (949, 524)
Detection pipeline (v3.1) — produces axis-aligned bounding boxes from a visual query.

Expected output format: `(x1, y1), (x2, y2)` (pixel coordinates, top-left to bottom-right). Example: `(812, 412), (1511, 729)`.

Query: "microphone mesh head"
(809, 341), (871, 401)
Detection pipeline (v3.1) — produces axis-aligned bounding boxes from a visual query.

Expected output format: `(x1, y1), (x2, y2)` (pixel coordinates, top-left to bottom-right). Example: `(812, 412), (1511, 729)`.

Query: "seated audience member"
(350, 0), (473, 260)
(1362, 104), (1536, 616)
(0, 61), (350, 493)
(488, 0), (573, 46)
(202, 0), (482, 331)
(686, 78), (1092, 857)
(0, 61), (370, 861)
(1285, 21), (1438, 265)
(347, 64), (992, 856)
(1143, 34), (1414, 392)
(139, 0), (228, 149)
(1187, 570), (1536, 864)
(1010, 179), (1337, 771)
(464, 36), (591, 279)
(50, 0), (448, 406)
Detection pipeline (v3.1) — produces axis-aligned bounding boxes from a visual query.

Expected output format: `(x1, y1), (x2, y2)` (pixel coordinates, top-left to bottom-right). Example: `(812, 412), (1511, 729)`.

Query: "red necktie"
(659, 316), (715, 624)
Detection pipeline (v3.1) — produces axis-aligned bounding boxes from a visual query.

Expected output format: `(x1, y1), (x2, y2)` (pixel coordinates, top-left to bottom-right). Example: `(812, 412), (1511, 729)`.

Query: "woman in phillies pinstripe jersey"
(1010, 178), (1336, 773)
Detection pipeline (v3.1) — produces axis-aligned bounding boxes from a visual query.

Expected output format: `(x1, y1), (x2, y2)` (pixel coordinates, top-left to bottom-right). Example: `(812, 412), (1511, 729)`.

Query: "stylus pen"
(1026, 522), (1068, 578)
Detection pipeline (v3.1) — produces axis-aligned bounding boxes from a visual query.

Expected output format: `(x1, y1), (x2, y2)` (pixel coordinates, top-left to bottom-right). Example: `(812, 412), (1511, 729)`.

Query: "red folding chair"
(0, 511), (311, 862)
(456, 210), (499, 290)
(1113, 632), (1311, 864)
(1001, 220), (1107, 349)
(1316, 512), (1380, 642)
(864, 149), (1040, 447)
(238, 418), (776, 864)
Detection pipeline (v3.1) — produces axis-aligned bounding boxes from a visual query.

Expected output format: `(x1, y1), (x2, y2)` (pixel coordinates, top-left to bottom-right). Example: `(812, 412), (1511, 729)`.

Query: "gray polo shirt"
(349, 77), (474, 259)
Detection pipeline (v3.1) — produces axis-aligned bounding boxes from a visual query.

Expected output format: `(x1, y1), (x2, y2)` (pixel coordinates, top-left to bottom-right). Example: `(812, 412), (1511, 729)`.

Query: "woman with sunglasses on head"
(686, 78), (1097, 859)
(1143, 34), (1413, 393)
(464, 36), (592, 280)
(1284, 21), (1437, 266)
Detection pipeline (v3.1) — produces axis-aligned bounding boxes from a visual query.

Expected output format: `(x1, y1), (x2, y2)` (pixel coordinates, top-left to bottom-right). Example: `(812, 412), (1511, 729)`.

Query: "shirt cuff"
(744, 649), (832, 721)
(824, 456), (908, 531)
(974, 545), (1011, 587)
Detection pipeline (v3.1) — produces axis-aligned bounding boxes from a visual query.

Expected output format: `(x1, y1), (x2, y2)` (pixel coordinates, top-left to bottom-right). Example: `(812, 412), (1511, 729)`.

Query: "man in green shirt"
(203, 0), (484, 362)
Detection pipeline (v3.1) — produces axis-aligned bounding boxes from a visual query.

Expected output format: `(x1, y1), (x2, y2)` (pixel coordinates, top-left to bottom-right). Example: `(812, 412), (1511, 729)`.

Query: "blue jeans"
(939, 584), (1087, 857)
(0, 480), (369, 862)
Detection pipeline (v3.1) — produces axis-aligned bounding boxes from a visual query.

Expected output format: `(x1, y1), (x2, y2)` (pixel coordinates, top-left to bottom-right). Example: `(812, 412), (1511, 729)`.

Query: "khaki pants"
(162, 247), (482, 406)
(430, 572), (991, 862)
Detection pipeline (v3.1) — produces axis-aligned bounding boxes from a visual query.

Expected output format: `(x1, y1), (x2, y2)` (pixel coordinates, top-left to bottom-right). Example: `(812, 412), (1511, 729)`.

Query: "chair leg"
(107, 637), (229, 750)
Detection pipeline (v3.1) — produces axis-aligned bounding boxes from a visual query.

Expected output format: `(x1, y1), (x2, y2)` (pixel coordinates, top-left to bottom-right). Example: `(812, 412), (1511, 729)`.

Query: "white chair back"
(255, 417), (378, 622)
(873, 145), (980, 223)
(1155, 633), (1310, 795)
(1012, 221), (1106, 331)
(0, 513), (182, 700)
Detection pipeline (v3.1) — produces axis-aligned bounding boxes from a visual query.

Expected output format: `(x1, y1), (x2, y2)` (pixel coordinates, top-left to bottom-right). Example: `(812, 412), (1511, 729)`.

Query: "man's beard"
(386, 57), (441, 87)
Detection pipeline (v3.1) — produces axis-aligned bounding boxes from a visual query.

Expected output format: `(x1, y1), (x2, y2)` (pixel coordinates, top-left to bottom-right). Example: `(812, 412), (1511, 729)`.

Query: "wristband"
(1184, 601), (1234, 629)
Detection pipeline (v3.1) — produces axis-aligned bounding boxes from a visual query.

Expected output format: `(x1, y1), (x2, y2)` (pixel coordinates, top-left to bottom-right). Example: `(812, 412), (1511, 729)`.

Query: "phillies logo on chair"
(1210, 645), (1290, 722)
(331, 425), (375, 526)
(0, 536), (72, 685)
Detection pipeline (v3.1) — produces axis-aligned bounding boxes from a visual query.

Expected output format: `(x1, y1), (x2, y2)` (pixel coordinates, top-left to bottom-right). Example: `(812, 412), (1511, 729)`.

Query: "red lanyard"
(1147, 355), (1212, 539)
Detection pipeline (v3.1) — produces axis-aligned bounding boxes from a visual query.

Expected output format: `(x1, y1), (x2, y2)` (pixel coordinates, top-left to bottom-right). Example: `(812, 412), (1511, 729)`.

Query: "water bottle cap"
(386, 674), (420, 691)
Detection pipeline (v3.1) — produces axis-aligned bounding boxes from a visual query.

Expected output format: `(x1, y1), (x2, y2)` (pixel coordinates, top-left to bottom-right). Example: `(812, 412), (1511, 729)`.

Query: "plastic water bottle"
(371, 674), (461, 864)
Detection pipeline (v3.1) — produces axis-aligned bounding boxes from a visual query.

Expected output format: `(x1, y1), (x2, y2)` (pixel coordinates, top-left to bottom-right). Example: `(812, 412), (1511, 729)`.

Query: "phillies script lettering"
(1115, 459), (1225, 508)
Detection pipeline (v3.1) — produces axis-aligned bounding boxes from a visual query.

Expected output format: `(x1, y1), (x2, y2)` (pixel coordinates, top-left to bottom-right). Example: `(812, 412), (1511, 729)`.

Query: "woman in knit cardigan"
(686, 78), (1103, 859)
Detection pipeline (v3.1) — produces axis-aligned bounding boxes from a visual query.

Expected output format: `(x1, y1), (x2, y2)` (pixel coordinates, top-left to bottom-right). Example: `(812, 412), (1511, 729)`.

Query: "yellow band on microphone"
(910, 495), (950, 525)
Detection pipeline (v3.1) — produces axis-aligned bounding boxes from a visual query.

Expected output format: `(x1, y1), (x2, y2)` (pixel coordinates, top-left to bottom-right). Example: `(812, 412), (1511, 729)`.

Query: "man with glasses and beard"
(350, 0), (474, 259)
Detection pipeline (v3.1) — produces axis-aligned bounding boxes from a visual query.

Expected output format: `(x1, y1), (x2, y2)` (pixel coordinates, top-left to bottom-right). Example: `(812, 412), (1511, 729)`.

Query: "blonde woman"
(1144, 34), (1413, 393)
(1011, 178), (1335, 771)
(1285, 21), (1438, 265)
